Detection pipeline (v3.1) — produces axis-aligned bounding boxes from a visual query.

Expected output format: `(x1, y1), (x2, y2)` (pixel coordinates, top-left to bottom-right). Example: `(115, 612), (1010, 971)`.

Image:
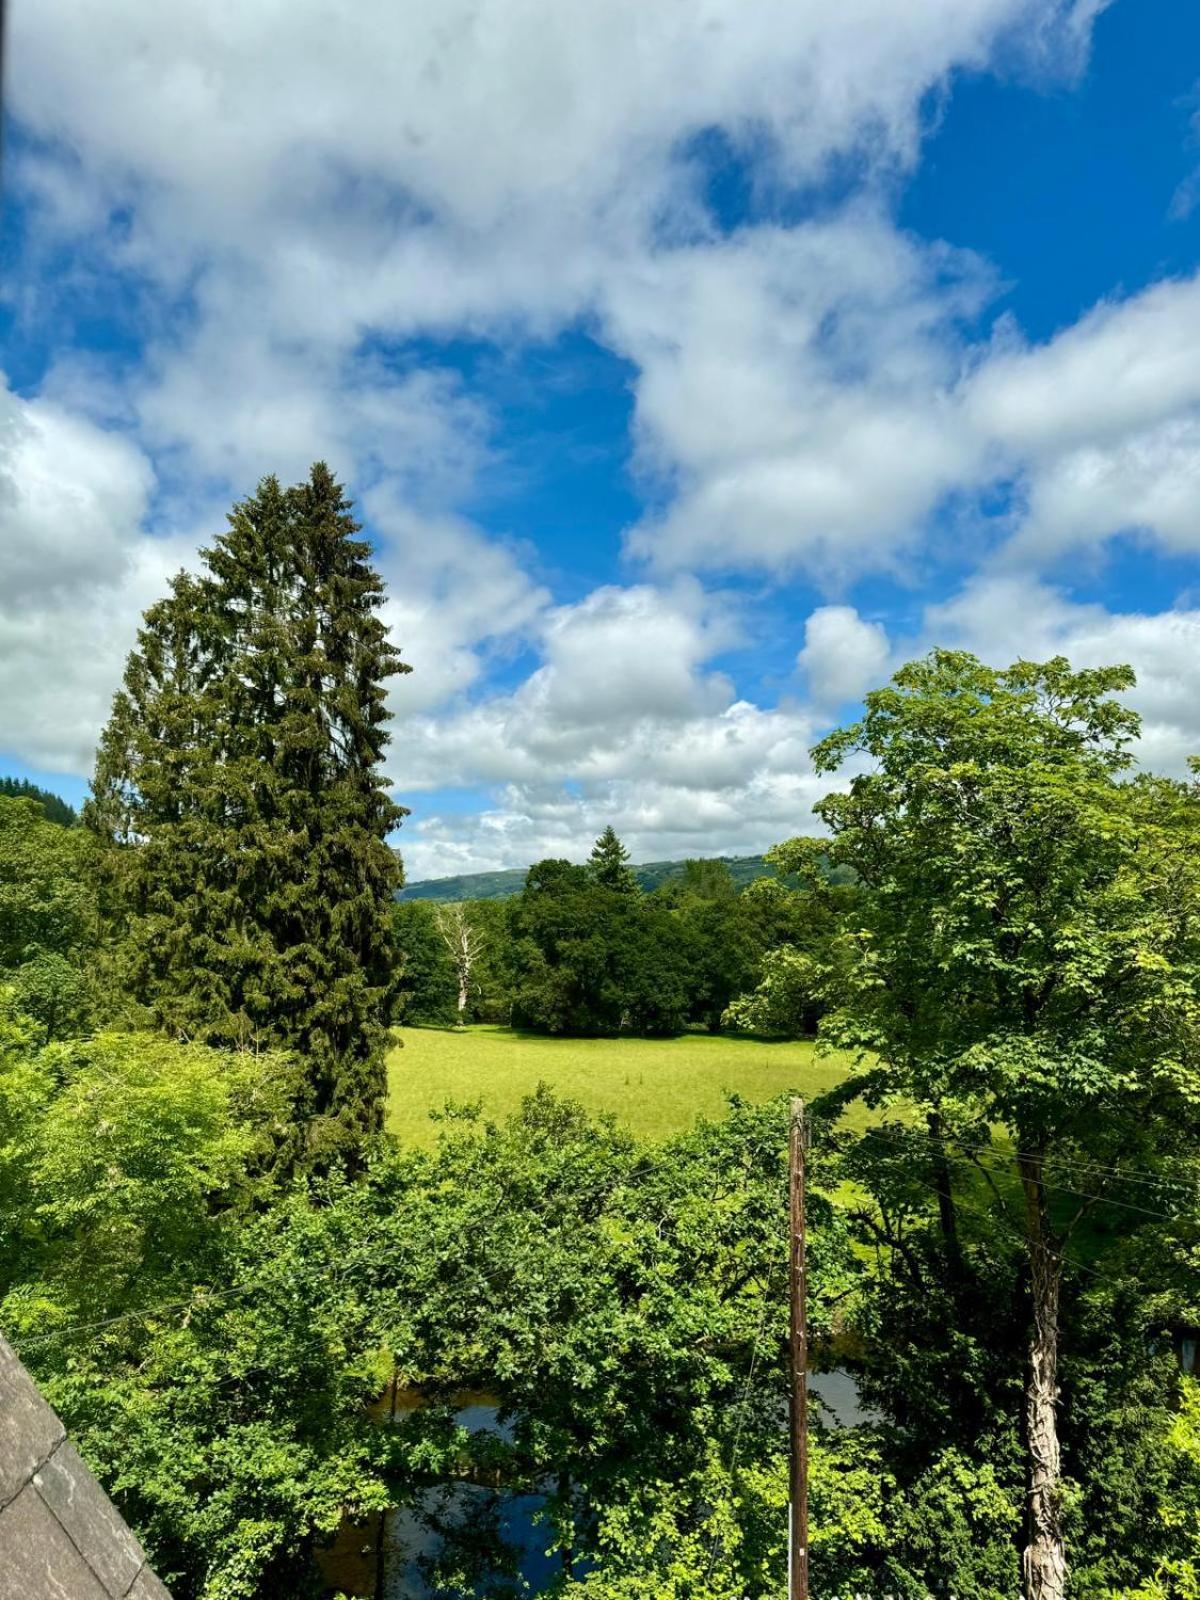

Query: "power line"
(870, 1122), (1200, 1201)
(14, 1278), (265, 1350)
(863, 1126), (1199, 1230)
(901, 1168), (1121, 1286)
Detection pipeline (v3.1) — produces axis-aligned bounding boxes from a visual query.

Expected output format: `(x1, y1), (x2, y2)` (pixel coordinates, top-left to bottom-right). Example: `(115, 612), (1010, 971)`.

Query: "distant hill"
(0, 778), (78, 827)
(400, 854), (796, 903)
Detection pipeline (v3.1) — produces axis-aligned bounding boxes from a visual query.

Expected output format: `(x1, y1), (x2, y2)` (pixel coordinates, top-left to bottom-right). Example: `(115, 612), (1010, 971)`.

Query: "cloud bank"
(4, 0), (1199, 878)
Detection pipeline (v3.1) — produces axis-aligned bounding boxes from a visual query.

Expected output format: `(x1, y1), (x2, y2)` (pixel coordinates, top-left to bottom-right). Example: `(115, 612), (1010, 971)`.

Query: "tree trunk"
(557, 1469), (574, 1578)
(456, 970), (469, 1023)
(1019, 1149), (1067, 1600)
(927, 1109), (964, 1288)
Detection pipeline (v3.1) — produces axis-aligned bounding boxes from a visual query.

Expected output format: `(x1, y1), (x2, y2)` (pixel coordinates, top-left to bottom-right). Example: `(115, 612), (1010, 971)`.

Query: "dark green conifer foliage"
(0, 778), (78, 827)
(87, 464), (408, 1156)
(587, 824), (638, 894)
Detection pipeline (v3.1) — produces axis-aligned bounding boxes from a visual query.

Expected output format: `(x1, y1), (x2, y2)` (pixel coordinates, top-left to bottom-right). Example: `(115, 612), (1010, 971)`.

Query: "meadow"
(386, 1022), (861, 1145)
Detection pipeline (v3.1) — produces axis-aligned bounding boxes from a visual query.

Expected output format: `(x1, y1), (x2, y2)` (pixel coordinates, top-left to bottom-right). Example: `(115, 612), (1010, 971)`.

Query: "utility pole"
(788, 1097), (809, 1600)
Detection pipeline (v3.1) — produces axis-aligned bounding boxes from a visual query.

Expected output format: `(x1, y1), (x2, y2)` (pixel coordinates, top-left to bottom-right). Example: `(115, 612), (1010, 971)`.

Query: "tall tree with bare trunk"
(776, 650), (1200, 1600)
(435, 902), (487, 1024)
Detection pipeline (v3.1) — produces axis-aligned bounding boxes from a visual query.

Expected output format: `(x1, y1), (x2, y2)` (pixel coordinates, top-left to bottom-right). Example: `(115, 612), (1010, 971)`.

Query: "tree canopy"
(787, 650), (1200, 1599)
(87, 464), (408, 1156)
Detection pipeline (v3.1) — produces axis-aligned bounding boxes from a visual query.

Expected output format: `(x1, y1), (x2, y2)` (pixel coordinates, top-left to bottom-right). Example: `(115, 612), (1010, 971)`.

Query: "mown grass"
(386, 1023), (864, 1146)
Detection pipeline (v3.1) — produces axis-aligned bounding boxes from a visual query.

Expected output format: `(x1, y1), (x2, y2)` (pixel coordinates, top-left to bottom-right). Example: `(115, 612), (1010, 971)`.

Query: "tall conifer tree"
(87, 464), (408, 1155)
(587, 825), (638, 893)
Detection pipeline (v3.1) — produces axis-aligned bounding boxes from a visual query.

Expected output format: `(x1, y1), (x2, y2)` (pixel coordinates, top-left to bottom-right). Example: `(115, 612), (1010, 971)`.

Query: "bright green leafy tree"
(790, 650), (1200, 1600)
(0, 794), (95, 1039)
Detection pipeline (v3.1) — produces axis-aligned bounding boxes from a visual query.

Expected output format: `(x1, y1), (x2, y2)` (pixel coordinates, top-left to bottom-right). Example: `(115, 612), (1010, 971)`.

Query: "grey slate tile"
(0, 1337), (66, 1508)
(127, 1567), (174, 1600)
(0, 1482), (110, 1600)
(0, 1333), (172, 1597)
(34, 1441), (146, 1599)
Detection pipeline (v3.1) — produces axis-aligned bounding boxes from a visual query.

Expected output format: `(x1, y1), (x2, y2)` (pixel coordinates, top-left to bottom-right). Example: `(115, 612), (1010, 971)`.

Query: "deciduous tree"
(792, 650), (1200, 1600)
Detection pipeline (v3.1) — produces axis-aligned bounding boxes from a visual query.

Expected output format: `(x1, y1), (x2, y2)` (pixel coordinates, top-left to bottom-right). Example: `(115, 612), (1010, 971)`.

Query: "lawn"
(386, 1023), (861, 1146)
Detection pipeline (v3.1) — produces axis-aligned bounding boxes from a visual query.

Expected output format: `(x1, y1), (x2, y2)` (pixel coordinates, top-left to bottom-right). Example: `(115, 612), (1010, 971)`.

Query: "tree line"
(0, 465), (1198, 1598)
(392, 825), (845, 1038)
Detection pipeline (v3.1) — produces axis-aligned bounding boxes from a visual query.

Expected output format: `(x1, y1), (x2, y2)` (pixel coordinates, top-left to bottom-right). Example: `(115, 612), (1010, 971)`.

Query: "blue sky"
(3, 0), (1200, 878)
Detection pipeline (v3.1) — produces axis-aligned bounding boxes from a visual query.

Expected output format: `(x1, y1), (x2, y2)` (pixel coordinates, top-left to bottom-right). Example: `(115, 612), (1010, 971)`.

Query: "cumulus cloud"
(12, 0), (1179, 881)
(798, 605), (892, 706)
(612, 219), (989, 580)
(399, 767), (834, 882)
(391, 582), (827, 875)
(622, 250), (1200, 582)
(397, 584), (764, 790)
(961, 278), (1200, 562)
(0, 379), (154, 602)
(12, 0), (1097, 286)
(0, 378), (184, 772)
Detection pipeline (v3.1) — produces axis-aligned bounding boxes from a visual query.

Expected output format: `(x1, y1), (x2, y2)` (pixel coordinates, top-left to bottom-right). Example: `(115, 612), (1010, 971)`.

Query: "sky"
(3, 0), (1200, 880)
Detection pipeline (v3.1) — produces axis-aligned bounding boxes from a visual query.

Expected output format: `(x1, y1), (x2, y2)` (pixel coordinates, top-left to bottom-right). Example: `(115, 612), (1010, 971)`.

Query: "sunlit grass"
(386, 1023), (865, 1146)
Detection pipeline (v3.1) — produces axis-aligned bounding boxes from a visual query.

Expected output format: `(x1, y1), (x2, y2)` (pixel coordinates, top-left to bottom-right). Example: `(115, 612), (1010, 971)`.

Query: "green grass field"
(386, 1024), (861, 1146)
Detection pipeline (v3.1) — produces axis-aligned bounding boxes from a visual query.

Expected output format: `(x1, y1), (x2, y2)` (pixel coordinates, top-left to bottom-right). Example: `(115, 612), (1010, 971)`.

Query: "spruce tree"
(87, 464), (408, 1157)
(587, 825), (638, 893)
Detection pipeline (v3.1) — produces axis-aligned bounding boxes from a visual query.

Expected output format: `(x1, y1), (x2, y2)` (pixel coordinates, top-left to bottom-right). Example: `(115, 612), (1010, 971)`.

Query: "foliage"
(0, 794), (94, 970)
(2, 1015), (1196, 1598)
(0, 794), (96, 1040)
(0, 776), (79, 827)
(392, 899), (460, 1025)
(652, 861), (766, 1033)
(795, 649), (1200, 1593)
(724, 875), (857, 1037)
(87, 465), (407, 1155)
(587, 825), (639, 894)
(510, 852), (693, 1035)
(394, 835), (848, 1041)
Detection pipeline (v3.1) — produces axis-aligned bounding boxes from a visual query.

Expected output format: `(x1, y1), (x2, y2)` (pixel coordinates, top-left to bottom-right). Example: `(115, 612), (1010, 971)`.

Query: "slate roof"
(0, 1334), (172, 1600)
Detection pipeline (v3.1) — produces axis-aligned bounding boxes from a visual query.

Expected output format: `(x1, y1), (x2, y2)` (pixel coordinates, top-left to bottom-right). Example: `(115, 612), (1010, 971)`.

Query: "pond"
(322, 1370), (876, 1597)
(379, 1397), (582, 1599)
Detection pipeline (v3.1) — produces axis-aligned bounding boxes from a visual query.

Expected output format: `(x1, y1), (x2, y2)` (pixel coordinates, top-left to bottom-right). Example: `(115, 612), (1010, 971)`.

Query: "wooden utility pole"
(788, 1097), (809, 1600)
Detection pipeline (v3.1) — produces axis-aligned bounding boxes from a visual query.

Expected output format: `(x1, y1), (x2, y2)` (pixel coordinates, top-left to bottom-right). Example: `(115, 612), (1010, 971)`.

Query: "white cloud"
(393, 581), (827, 874)
(399, 765), (834, 882)
(11, 0), (1168, 883)
(369, 490), (549, 718)
(0, 378), (186, 771)
(964, 277), (1200, 562)
(798, 605), (891, 706)
(0, 379), (153, 602)
(1014, 416), (1200, 559)
(0, 365), (545, 773)
(397, 584), (764, 790)
(619, 256), (1200, 581)
(967, 277), (1200, 459)
(12, 0), (1097, 279)
(611, 219), (989, 581)
(3, 0), (1117, 619)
